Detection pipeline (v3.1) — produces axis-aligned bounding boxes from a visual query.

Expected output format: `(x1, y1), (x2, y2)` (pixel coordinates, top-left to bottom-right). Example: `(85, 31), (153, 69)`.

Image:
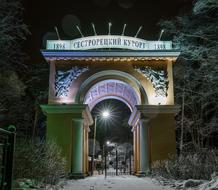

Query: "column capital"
(128, 105), (180, 127)
(41, 104), (93, 126)
(139, 118), (150, 124)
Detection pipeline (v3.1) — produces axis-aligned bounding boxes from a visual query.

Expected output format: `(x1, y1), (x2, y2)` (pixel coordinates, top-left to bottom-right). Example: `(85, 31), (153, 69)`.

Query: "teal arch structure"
(40, 48), (180, 178)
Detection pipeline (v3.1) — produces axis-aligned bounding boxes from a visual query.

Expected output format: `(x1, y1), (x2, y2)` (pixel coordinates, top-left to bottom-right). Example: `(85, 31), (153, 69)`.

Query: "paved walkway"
(62, 175), (172, 190)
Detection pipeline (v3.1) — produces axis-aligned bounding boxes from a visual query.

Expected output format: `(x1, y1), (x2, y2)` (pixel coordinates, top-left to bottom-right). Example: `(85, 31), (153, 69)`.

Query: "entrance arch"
(81, 78), (150, 175)
(40, 34), (180, 178)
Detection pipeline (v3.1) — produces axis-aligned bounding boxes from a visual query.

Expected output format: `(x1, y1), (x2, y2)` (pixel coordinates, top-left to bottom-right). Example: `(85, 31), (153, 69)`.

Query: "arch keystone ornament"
(41, 29), (180, 178)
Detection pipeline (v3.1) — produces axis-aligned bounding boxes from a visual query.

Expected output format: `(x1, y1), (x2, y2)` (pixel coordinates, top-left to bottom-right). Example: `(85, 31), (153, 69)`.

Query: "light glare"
(102, 110), (110, 118)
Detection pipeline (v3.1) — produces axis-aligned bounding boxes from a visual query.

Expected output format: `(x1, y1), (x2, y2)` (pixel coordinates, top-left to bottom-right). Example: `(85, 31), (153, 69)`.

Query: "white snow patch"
(62, 175), (173, 190)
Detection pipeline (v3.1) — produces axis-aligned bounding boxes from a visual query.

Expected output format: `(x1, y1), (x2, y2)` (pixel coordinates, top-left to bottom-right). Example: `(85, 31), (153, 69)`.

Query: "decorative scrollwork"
(55, 66), (88, 98)
(134, 66), (169, 97)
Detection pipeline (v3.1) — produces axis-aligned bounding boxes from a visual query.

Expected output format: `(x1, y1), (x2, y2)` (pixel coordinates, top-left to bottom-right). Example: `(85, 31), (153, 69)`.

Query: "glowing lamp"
(102, 110), (110, 118)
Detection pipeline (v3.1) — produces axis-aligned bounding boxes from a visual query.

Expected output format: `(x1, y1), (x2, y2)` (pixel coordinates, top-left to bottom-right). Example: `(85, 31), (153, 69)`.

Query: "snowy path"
(62, 175), (172, 190)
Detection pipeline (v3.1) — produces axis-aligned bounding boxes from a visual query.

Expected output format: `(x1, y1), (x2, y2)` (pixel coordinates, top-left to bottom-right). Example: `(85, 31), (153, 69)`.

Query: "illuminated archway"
(41, 35), (180, 177)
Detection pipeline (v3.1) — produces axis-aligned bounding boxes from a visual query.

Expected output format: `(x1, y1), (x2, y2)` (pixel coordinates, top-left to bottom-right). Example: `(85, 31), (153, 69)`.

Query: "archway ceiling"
(84, 79), (140, 111)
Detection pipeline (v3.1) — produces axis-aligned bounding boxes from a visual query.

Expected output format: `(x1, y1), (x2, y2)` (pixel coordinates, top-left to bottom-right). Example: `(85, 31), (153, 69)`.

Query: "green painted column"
(71, 119), (83, 175)
(139, 119), (149, 174)
(40, 104), (93, 177)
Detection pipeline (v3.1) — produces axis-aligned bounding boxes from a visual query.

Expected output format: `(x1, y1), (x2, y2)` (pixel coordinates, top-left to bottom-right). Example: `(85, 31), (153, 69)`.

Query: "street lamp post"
(105, 143), (107, 178)
(91, 116), (97, 176)
(91, 110), (110, 176)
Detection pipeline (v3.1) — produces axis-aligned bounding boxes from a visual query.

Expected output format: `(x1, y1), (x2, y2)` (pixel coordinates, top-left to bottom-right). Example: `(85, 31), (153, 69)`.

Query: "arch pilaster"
(129, 105), (180, 175)
(40, 104), (93, 177)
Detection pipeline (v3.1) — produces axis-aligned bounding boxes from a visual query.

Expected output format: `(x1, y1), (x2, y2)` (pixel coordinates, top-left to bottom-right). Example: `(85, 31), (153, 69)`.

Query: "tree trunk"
(180, 88), (185, 153)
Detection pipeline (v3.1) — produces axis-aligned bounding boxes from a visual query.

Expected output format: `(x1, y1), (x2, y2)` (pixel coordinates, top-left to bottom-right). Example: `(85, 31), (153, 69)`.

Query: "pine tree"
(0, 0), (30, 135)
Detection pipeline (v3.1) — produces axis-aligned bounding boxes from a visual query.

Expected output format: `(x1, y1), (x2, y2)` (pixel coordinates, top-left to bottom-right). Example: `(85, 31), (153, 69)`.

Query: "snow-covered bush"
(13, 139), (66, 185)
(152, 149), (218, 180)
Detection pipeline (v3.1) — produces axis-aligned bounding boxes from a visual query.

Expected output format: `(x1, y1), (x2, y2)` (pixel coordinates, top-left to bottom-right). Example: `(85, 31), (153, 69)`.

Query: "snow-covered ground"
(61, 175), (173, 190)
(19, 173), (218, 189)
(154, 173), (218, 190)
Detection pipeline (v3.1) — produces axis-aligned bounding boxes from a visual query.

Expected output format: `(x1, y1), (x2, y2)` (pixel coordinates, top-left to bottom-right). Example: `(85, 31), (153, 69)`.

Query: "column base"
(135, 170), (150, 177)
(68, 172), (87, 179)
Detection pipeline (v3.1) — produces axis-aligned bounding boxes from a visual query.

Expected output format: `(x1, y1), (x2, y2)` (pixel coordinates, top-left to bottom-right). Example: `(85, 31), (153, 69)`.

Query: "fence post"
(1, 138), (8, 189)
(6, 126), (16, 190)
(0, 125), (16, 190)
(116, 148), (118, 176)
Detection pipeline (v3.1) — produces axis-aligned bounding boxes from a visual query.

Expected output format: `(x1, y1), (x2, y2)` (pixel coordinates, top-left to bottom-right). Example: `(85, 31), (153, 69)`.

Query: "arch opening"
(90, 99), (132, 145)
(89, 98), (133, 175)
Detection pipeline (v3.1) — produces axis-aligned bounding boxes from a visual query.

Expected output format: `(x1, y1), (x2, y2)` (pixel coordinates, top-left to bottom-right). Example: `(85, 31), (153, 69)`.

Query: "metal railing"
(0, 126), (16, 190)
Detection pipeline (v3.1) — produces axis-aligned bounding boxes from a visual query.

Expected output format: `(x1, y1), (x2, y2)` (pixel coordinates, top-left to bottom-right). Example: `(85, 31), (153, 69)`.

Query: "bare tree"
(160, 0), (218, 151)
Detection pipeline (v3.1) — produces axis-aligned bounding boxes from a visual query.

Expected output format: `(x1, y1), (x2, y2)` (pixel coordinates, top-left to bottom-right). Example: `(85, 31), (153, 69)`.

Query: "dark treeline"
(0, 0), (48, 138)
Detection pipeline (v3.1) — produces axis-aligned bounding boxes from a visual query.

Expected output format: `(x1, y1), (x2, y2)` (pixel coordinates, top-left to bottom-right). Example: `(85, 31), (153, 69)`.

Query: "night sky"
(23, 0), (192, 63)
